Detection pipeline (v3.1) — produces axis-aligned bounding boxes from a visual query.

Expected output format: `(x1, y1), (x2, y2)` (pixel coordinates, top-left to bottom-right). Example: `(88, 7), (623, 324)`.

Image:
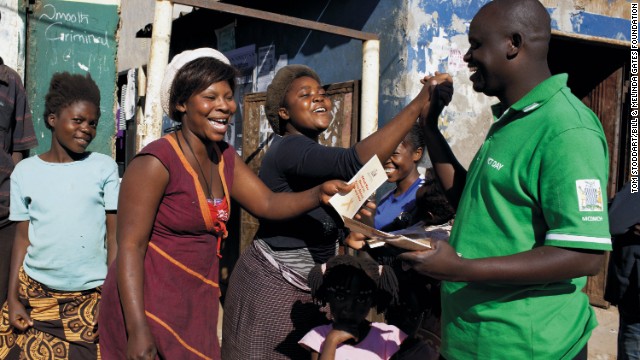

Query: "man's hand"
(397, 239), (465, 281)
(419, 72), (453, 131)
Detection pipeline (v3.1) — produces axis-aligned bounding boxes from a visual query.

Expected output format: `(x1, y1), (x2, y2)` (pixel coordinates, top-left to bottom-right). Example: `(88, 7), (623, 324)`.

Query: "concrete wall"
(404, 0), (631, 167)
(117, 0), (191, 72)
(115, 0), (631, 166)
(0, 0), (26, 76)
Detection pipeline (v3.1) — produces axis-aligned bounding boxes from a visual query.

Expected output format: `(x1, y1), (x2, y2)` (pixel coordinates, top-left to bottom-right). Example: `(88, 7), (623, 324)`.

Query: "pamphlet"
(328, 156), (435, 251)
(329, 155), (387, 219)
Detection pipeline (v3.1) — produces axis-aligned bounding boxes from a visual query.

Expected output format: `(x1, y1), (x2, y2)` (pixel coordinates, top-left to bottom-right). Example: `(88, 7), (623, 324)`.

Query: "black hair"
(169, 57), (237, 122)
(416, 167), (456, 225)
(43, 72), (100, 129)
(308, 254), (399, 314)
(394, 266), (437, 313)
(402, 123), (426, 161)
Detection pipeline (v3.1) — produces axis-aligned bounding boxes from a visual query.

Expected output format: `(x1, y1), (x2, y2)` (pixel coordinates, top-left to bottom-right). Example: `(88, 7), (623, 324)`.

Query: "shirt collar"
(491, 73), (569, 122)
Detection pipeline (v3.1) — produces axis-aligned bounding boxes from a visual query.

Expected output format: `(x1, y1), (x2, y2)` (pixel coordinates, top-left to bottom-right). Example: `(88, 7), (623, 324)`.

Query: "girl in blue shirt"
(0, 72), (120, 359)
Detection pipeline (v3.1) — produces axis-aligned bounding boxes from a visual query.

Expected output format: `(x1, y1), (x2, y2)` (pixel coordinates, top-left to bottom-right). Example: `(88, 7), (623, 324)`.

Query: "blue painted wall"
(194, 0), (630, 165)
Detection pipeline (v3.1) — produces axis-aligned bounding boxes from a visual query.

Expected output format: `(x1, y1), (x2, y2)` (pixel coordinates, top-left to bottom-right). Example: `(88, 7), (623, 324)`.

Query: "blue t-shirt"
(10, 152), (120, 291)
(375, 176), (424, 231)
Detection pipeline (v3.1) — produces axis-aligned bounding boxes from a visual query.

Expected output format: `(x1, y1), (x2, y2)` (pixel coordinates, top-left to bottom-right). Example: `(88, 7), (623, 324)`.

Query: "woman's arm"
(230, 153), (352, 219)
(105, 212), (117, 266)
(354, 73), (452, 165)
(116, 155), (167, 360)
(7, 221), (32, 330)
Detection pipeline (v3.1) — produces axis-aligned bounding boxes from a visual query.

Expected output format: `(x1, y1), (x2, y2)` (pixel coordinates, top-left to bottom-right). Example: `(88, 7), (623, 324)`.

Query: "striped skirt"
(221, 241), (331, 359)
(0, 268), (100, 359)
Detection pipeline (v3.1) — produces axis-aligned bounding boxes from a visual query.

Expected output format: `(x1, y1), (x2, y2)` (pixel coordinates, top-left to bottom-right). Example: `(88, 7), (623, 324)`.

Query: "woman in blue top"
(375, 123), (426, 232)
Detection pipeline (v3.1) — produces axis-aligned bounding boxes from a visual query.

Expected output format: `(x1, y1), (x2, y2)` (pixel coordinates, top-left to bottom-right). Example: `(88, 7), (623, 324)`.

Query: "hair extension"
(308, 255), (399, 314)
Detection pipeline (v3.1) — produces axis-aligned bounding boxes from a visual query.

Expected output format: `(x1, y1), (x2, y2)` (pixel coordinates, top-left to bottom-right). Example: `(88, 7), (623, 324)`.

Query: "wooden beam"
(173, 0), (378, 41)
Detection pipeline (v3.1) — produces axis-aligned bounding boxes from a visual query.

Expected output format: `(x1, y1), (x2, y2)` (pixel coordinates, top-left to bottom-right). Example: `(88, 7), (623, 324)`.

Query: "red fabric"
(99, 136), (235, 360)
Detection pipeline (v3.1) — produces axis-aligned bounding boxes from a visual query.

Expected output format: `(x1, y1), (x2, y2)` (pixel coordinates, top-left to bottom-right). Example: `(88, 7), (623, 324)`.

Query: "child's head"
(384, 124), (425, 184)
(308, 255), (399, 328)
(161, 48), (237, 122)
(416, 167), (456, 225)
(43, 72), (100, 129)
(43, 72), (101, 154)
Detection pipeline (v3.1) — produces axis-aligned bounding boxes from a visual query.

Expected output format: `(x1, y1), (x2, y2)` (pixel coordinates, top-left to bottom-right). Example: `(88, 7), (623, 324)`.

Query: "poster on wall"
(225, 44), (257, 155)
(215, 22), (235, 53)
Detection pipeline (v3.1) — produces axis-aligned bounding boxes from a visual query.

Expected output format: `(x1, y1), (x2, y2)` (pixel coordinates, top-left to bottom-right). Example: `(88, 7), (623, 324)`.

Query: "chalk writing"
(39, 4), (110, 48)
(40, 4), (89, 24)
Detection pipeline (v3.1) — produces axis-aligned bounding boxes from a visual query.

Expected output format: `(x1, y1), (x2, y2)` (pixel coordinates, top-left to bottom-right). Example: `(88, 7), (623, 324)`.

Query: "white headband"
(160, 47), (231, 118)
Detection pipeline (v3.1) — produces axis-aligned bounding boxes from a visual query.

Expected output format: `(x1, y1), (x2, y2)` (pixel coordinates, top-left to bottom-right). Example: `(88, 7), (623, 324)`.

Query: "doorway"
(548, 34), (630, 307)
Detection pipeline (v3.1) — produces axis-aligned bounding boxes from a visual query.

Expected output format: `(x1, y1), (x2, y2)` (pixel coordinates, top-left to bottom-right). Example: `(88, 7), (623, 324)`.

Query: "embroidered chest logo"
(487, 157), (504, 171)
(576, 179), (604, 212)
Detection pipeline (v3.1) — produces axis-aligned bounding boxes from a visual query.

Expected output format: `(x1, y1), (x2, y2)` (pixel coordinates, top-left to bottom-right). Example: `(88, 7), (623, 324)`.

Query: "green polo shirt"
(441, 74), (612, 360)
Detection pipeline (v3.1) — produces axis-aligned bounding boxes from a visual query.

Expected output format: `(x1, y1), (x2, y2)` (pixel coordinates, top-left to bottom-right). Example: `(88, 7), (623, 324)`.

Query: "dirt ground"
(589, 305), (619, 359)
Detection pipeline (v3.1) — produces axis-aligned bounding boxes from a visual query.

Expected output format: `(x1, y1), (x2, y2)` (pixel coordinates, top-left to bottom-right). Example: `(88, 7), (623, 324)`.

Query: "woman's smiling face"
(178, 80), (236, 142)
(279, 76), (333, 137)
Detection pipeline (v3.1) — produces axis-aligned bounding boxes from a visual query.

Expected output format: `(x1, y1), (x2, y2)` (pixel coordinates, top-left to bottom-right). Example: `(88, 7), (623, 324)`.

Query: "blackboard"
(26, 0), (119, 156)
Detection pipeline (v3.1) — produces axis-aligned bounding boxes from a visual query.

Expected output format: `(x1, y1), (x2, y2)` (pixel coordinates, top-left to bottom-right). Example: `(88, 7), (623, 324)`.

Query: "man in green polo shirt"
(399, 0), (611, 359)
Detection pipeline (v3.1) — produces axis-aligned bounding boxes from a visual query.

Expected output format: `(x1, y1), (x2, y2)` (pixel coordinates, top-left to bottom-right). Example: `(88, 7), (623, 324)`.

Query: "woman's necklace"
(180, 132), (214, 200)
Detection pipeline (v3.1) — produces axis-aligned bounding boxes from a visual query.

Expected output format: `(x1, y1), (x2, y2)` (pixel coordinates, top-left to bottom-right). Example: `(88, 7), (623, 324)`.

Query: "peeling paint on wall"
(549, 4), (630, 40)
(0, 0), (26, 76)
(405, 0), (631, 167)
(541, 0), (630, 19)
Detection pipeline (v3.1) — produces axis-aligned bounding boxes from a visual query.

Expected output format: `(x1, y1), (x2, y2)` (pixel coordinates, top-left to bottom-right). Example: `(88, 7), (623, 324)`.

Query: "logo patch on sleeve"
(576, 179), (604, 212)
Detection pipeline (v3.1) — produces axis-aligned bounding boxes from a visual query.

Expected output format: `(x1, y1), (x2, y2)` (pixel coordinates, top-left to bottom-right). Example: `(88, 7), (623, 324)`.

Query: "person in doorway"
(398, 0), (611, 359)
(221, 64), (452, 359)
(605, 180), (640, 360)
(0, 57), (38, 307)
(98, 48), (353, 360)
(0, 72), (119, 359)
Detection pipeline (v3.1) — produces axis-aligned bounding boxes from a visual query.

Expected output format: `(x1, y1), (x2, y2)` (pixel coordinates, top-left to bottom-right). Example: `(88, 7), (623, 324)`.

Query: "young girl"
(0, 72), (120, 359)
(299, 254), (406, 360)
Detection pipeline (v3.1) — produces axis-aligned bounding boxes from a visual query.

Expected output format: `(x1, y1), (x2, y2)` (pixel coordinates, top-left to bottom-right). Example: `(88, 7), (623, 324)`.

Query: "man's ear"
(278, 107), (290, 120)
(507, 33), (522, 59)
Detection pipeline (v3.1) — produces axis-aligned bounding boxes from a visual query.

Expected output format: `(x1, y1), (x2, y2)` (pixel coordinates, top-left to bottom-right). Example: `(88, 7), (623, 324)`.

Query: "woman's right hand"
(8, 297), (32, 331)
(345, 231), (368, 250)
(127, 327), (158, 360)
(318, 180), (354, 205)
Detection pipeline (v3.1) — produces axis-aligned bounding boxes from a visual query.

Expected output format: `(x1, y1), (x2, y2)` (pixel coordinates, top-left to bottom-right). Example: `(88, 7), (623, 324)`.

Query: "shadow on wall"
(168, 0), (381, 58)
